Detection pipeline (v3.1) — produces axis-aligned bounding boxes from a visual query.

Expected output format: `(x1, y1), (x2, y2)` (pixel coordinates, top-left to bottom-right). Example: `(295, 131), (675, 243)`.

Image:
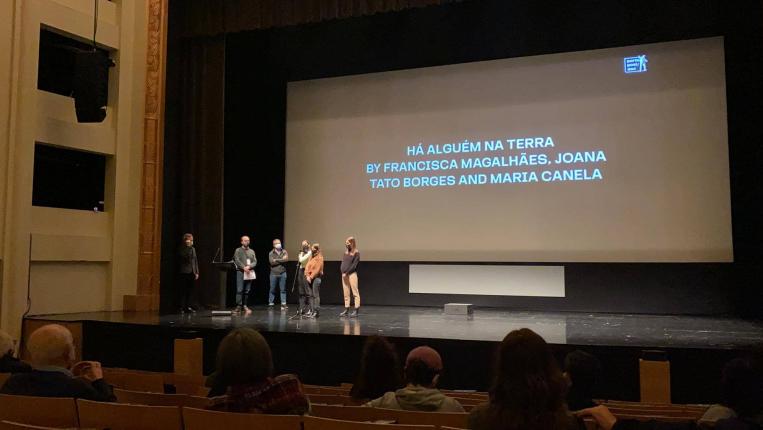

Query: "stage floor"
(29, 305), (762, 349)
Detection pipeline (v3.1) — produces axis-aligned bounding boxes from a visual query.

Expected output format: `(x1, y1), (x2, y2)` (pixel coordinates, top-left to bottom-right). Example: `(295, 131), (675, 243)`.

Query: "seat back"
(0, 421), (66, 430)
(114, 388), (210, 409)
(304, 415), (436, 430)
(182, 407), (303, 430)
(310, 405), (397, 422)
(385, 409), (469, 428)
(307, 394), (358, 406)
(0, 394), (78, 428)
(102, 368), (165, 393)
(77, 398), (182, 430)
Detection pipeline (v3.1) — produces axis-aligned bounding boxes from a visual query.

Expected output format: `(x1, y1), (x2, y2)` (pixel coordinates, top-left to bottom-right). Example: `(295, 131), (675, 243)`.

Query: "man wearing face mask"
(268, 238), (289, 311)
(233, 235), (257, 315)
(177, 233), (199, 314)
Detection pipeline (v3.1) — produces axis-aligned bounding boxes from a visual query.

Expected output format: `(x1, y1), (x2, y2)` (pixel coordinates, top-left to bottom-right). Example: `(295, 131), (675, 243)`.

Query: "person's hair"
(405, 358), (440, 387)
(215, 328), (274, 387)
(720, 348), (763, 417)
(182, 233), (193, 241)
(0, 330), (14, 357)
(486, 328), (569, 430)
(273, 238), (281, 244)
(350, 336), (402, 401)
(311, 243), (321, 254)
(27, 324), (75, 367)
(564, 350), (601, 400)
(346, 236), (357, 254)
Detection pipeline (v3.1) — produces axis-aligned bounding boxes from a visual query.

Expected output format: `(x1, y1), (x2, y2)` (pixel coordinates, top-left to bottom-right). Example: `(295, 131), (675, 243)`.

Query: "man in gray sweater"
(233, 235), (257, 314)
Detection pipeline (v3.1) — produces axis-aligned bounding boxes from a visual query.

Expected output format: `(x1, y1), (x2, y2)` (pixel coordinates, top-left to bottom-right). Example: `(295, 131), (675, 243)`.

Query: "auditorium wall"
(0, 0), (148, 338)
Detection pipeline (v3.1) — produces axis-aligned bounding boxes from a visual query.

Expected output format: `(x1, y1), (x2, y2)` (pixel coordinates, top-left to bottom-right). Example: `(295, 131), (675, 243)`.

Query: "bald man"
(233, 235), (257, 314)
(0, 324), (114, 401)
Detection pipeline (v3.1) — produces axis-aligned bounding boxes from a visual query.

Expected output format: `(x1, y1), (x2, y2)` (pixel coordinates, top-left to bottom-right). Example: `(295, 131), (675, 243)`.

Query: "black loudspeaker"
(73, 50), (114, 123)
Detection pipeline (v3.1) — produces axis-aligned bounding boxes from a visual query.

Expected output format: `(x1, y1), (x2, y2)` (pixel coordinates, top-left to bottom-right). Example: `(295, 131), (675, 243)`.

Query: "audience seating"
(102, 368), (165, 393)
(303, 415), (436, 430)
(76, 398), (182, 430)
(0, 422), (65, 430)
(307, 394), (362, 406)
(182, 407), (302, 430)
(310, 404), (469, 429)
(0, 394), (78, 428)
(114, 388), (210, 408)
(303, 385), (352, 395)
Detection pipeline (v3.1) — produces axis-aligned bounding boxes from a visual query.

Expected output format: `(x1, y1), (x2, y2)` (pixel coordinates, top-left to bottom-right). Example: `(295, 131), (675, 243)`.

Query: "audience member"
(365, 345), (464, 412)
(0, 324), (114, 401)
(468, 328), (583, 430)
(350, 336), (403, 403)
(0, 330), (31, 374)
(208, 328), (310, 415)
(564, 349), (602, 411)
(713, 347), (763, 430)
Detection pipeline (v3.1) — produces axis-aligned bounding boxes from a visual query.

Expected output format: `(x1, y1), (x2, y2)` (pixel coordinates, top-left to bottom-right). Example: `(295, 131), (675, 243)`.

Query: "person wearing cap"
(364, 346), (464, 412)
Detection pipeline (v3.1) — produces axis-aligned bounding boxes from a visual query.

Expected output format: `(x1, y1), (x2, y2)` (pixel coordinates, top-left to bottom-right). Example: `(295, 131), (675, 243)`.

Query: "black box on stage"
(444, 303), (473, 315)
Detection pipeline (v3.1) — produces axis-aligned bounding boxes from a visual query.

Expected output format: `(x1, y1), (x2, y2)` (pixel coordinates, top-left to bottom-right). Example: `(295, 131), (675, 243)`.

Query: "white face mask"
(275, 244), (282, 250)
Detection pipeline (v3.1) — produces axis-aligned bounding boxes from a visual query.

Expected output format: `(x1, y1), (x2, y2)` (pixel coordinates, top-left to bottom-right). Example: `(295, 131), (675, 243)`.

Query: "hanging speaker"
(72, 50), (114, 123)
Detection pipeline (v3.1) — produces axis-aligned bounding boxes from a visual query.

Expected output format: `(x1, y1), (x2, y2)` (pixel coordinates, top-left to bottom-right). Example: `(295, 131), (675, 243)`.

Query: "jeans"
(309, 277), (321, 311)
(269, 272), (287, 305)
(236, 271), (253, 307)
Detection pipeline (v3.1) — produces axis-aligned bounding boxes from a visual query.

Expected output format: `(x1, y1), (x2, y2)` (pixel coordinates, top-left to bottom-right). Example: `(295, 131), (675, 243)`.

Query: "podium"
(212, 260), (237, 309)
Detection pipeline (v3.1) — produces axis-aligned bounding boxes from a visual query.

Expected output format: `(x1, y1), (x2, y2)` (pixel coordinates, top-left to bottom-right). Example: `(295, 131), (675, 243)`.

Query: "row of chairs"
(0, 394), (465, 430)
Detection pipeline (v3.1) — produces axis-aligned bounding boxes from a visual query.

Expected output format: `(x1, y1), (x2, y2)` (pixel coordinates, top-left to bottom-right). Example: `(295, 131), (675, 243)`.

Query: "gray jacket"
(268, 249), (289, 275)
(233, 247), (257, 271)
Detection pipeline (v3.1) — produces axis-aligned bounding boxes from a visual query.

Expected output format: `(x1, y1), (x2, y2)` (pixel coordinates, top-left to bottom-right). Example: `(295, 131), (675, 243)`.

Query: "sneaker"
(281, 304), (288, 311)
(349, 308), (358, 318)
(339, 308), (350, 317)
(304, 311), (315, 319)
(268, 303), (274, 307)
(313, 309), (320, 319)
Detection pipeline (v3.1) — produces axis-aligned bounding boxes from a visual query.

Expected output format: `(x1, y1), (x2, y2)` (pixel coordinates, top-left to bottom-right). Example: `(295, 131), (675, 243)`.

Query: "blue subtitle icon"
(624, 55), (648, 74)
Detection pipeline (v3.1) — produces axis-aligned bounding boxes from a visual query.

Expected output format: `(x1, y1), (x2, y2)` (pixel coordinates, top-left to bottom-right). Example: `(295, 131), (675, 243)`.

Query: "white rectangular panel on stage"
(409, 264), (565, 297)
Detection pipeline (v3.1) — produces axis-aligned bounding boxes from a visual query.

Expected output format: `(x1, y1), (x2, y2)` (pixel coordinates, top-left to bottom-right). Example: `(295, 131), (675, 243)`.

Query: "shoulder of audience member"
(441, 395), (466, 412)
(364, 391), (398, 408)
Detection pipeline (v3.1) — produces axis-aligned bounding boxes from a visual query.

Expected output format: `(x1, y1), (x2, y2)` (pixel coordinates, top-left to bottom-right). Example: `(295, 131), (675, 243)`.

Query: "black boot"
(313, 309), (320, 318)
(349, 308), (358, 318)
(339, 307), (350, 317)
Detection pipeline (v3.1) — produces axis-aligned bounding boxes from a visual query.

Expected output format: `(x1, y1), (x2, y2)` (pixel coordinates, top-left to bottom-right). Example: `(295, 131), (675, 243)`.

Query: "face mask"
(275, 244), (282, 250)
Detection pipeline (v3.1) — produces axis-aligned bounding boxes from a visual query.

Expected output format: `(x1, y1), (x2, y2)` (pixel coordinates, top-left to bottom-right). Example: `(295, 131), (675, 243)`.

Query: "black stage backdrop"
(163, 0), (763, 316)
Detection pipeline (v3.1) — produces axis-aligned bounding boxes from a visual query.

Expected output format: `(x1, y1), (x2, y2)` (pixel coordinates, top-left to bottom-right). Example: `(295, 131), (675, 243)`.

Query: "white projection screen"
(285, 37), (733, 263)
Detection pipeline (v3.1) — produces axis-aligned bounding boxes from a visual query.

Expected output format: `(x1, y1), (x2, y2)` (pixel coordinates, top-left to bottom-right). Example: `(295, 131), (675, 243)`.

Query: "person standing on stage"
(177, 233), (199, 314)
(268, 238), (289, 311)
(340, 236), (361, 317)
(304, 243), (324, 318)
(234, 235), (257, 315)
(297, 240), (312, 315)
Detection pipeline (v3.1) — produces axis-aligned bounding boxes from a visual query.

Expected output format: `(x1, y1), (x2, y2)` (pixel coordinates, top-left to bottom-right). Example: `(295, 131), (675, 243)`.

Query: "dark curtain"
(173, 0), (459, 38)
(162, 0), (462, 311)
(161, 32), (226, 311)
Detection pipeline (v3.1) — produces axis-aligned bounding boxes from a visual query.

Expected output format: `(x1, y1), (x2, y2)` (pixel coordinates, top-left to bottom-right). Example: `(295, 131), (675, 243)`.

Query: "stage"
(26, 305), (762, 403)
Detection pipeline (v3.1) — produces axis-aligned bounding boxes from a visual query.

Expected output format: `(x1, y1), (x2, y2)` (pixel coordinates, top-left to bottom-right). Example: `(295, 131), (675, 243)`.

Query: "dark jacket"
(178, 245), (199, 275)
(0, 354), (32, 374)
(0, 369), (115, 402)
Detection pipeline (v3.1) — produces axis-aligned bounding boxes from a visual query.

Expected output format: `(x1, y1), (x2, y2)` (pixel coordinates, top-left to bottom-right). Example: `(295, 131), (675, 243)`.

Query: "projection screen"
(285, 37), (732, 263)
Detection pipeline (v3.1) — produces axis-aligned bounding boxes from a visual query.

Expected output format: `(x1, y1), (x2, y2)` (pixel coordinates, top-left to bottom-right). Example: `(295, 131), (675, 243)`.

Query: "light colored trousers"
(341, 272), (360, 308)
